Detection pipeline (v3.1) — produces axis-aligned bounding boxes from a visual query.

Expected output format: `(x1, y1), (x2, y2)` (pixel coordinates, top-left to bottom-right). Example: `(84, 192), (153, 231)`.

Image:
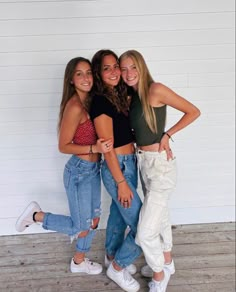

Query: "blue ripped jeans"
(42, 155), (101, 253)
(102, 154), (142, 268)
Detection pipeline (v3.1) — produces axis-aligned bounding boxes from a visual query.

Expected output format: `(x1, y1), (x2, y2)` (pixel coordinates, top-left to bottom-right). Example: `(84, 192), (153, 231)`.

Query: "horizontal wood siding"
(0, 0), (235, 235)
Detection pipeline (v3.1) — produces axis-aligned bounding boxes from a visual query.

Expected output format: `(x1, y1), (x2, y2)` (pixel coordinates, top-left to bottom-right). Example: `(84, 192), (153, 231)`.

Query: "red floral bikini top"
(73, 119), (97, 146)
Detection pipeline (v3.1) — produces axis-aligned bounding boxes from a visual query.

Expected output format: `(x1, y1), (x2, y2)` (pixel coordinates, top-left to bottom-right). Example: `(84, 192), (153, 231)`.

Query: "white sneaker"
(15, 201), (41, 232)
(141, 260), (175, 278)
(104, 254), (137, 275)
(70, 258), (103, 274)
(148, 269), (171, 292)
(107, 263), (140, 292)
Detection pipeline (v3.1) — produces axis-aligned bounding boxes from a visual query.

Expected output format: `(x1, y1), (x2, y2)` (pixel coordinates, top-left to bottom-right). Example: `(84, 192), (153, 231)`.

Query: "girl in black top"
(90, 50), (142, 292)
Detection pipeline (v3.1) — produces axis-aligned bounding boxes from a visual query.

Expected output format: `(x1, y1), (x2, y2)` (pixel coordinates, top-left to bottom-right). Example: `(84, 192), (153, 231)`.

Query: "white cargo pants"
(136, 150), (177, 273)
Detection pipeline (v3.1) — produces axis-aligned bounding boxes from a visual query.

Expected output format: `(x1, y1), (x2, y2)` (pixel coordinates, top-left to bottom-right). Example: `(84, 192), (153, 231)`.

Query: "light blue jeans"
(42, 155), (101, 253)
(102, 154), (143, 268)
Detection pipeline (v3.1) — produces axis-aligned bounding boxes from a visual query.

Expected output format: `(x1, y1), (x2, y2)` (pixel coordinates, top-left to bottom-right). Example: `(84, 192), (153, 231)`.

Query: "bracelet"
(163, 132), (174, 142)
(89, 144), (93, 154)
(116, 179), (125, 186)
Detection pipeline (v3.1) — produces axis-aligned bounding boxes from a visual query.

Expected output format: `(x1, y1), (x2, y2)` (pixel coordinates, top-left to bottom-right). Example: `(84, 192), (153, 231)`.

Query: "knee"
(136, 228), (156, 244)
(91, 217), (100, 229)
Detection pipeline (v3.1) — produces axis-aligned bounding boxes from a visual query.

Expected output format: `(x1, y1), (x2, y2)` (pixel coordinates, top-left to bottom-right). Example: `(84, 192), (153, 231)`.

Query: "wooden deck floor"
(0, 222), (235, 292)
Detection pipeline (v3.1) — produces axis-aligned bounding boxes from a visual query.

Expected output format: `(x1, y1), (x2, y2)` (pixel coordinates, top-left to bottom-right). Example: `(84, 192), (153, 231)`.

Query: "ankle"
(153, 270), (164, 282)
(73, 258), (84, 265)
(34, 211), (44, 222)
(107, 254), (114, 261)
(73, 253), (85, 264)
(112, 261), (122, 272)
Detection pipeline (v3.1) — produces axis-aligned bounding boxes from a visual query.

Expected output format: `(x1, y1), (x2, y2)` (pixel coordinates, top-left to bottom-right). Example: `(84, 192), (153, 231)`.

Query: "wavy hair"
(58, 57), (92, 132)
(91, 49), (129, 113)
(119, 50), (157, 133)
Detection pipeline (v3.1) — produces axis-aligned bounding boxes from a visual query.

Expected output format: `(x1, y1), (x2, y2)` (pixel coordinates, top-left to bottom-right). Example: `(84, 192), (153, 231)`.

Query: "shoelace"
(123, 269), (133, 282)
(84, 258), (94, 266)
(148, 281), (160, 292)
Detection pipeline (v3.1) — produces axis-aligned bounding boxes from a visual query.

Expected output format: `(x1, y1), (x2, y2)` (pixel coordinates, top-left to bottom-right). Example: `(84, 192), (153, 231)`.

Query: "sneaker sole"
(71, 267), (103, 275)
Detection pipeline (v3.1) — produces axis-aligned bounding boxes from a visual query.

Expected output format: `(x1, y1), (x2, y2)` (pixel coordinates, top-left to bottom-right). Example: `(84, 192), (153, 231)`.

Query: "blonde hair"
(119, 50), (157, 133)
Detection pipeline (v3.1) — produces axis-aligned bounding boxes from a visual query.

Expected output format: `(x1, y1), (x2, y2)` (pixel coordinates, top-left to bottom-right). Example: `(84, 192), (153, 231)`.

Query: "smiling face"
(72, 61), (93, 94)
(101, 54), (121, 88)
(120, 56), (139, 90)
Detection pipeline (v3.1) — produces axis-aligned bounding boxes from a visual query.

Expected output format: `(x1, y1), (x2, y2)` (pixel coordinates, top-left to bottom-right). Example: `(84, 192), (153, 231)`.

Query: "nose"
(83, 73), (91, 81)
(111, 67), (117, 74)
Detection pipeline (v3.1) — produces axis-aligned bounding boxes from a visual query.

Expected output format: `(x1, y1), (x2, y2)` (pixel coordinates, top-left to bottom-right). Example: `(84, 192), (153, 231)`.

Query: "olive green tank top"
(129, 91), (166, 146)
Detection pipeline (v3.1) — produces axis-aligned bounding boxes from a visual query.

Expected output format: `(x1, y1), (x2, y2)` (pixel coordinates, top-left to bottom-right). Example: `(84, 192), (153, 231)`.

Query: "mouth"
(81, 83), (91, 86)
(109, 76), (119, 80)
(127, 76), (137, 81)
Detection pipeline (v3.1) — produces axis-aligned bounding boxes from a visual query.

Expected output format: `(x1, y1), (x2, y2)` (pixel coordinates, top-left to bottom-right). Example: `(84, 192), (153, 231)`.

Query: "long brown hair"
(119, 50), (157, 133)
(91, 49), (129, 113)
(58, 57), (92, 132)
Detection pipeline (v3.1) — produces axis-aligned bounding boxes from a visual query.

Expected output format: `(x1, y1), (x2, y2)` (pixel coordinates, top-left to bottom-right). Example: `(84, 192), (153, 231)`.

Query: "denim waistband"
(116, 153), (136, 162)
(66, 155), (101, 168)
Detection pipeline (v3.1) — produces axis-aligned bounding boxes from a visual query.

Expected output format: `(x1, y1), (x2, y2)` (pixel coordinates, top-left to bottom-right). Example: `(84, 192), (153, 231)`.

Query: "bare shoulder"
(149, 82), (168, 106)
(150, 82), (170, 95)
(64, 96), (83, 116)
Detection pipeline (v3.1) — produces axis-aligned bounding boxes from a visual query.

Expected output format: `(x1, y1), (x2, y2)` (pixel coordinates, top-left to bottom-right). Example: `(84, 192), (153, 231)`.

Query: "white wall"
(0, 0), (235, 235)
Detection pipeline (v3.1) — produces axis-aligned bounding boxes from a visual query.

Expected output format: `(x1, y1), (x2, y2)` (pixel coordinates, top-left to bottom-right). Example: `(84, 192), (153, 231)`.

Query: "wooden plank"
(0, 252), (235, 272)
(168, 282), (236, 292)
(0, 0), (235, 20)
(0, 222), (234, 245)
(0, 268), (235, 291)
(172, 222), (236, 232)
(0, 44), (234, 67)
(0, 238), (234, 257)
(0, 223), (234, 292)
(1, 13), (234, 37)
(0, 29), (234, 54)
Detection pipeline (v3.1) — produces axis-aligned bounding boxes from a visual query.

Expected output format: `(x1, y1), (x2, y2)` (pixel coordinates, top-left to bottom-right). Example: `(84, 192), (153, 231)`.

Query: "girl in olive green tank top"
(120, 50), (200, 292)
(129, 90), (166, 146)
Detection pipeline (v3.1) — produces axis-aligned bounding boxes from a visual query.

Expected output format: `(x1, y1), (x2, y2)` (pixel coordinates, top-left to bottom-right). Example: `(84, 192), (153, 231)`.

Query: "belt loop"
(75, 158), (81, 168)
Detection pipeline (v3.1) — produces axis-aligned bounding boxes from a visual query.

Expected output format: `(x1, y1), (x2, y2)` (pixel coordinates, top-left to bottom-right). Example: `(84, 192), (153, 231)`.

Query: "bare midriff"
(139, 143), (160, 152)
(76, 153), (101, 162)
(114, 143), (135, 155)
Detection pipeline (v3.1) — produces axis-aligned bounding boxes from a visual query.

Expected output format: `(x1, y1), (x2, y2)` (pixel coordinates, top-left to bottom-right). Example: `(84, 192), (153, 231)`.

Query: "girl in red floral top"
(16, 57), (112, 275)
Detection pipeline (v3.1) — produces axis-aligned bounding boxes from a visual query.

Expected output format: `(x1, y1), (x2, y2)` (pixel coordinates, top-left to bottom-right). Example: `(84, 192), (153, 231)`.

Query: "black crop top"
(90, 95), (134, 148)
